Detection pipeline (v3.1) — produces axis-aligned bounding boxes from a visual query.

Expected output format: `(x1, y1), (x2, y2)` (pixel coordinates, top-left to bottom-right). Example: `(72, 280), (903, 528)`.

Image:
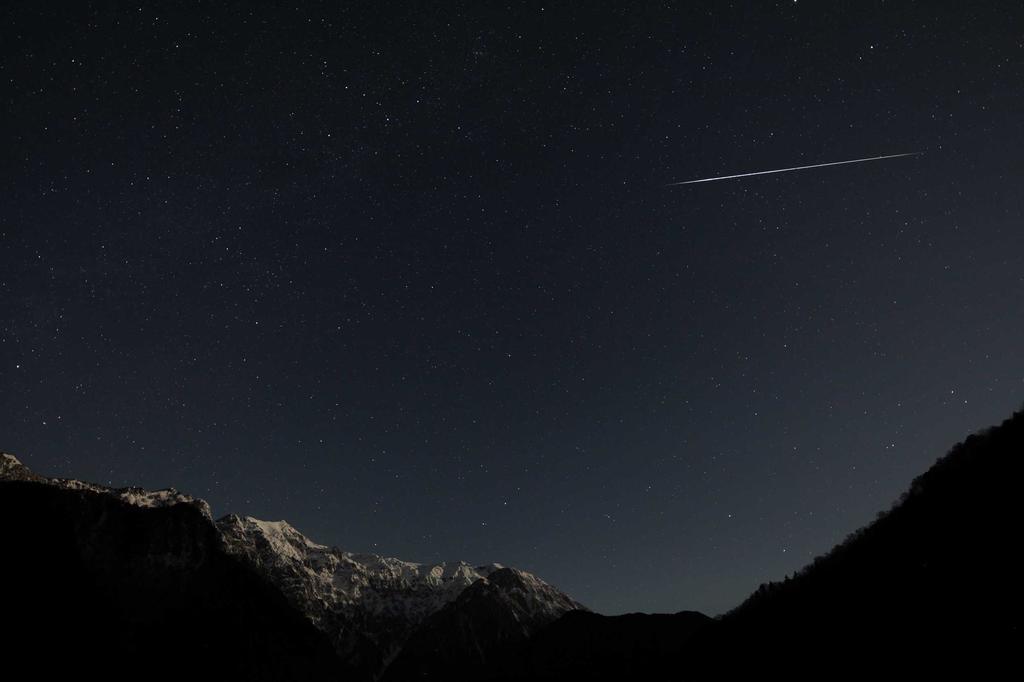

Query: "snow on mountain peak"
(0, 453), (212, 519)
(1, 452), (41, 481)
(115, 486), (212, 518)
(215, 513), (580, 675)
(217, 514), (329, 563)
(216, 513), (505, 604)
(2, 452), (583, 678)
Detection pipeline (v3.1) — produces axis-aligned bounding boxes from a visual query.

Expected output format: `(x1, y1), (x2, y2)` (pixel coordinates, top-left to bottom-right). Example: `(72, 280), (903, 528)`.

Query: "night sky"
(3, 2), (1023, 616)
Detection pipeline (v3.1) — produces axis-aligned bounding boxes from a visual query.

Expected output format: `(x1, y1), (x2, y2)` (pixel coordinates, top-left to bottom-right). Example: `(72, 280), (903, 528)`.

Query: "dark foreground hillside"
(0, 480), (345, 681)
(511, 408), (1024, 679)
(706, 407), (1023, 674)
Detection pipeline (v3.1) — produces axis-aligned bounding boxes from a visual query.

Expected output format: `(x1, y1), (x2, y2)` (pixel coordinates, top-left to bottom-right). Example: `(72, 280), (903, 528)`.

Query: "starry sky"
(3, 2), (1023, 615)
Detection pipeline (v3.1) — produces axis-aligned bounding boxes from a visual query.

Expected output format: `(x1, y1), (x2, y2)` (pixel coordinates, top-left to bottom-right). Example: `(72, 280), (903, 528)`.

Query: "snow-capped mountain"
(0, 452), (212, 518)
(0, 452), (584, 679)
(217, 513), (584, 677)
(0, 452), (344, 679)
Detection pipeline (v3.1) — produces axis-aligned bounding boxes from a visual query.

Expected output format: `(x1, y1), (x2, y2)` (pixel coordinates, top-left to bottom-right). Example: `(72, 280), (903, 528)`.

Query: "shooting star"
(666, 151), (922, 186)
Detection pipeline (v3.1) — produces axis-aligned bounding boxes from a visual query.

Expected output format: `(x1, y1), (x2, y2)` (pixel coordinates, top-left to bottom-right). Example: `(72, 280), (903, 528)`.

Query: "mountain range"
(2, 407), (1021, 678)
(0, 452), (581, 680)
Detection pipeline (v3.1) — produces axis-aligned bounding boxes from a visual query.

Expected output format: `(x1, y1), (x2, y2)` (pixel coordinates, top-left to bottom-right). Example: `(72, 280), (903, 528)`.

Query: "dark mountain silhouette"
(522, 610), (712, 680)
(504, 407), (1024, 679)
(0, 477), (346, 681)
(701, 406), (1023, 675)
(0, 454), (580, 681)
(2, 406), (1021, 679)
(382, 566), (584, 681)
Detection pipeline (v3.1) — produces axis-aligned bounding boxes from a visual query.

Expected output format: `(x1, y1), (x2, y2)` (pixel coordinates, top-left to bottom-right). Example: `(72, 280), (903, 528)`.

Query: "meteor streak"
(666, 151), (922, 186)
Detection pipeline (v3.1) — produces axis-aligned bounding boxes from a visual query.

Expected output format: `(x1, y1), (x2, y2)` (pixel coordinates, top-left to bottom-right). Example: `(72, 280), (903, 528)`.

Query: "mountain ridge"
(0, 473), (344, 680)
(1, 451), (213, 518)
(4, 405), (1020, 678)
(0, 451), (584, 680)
